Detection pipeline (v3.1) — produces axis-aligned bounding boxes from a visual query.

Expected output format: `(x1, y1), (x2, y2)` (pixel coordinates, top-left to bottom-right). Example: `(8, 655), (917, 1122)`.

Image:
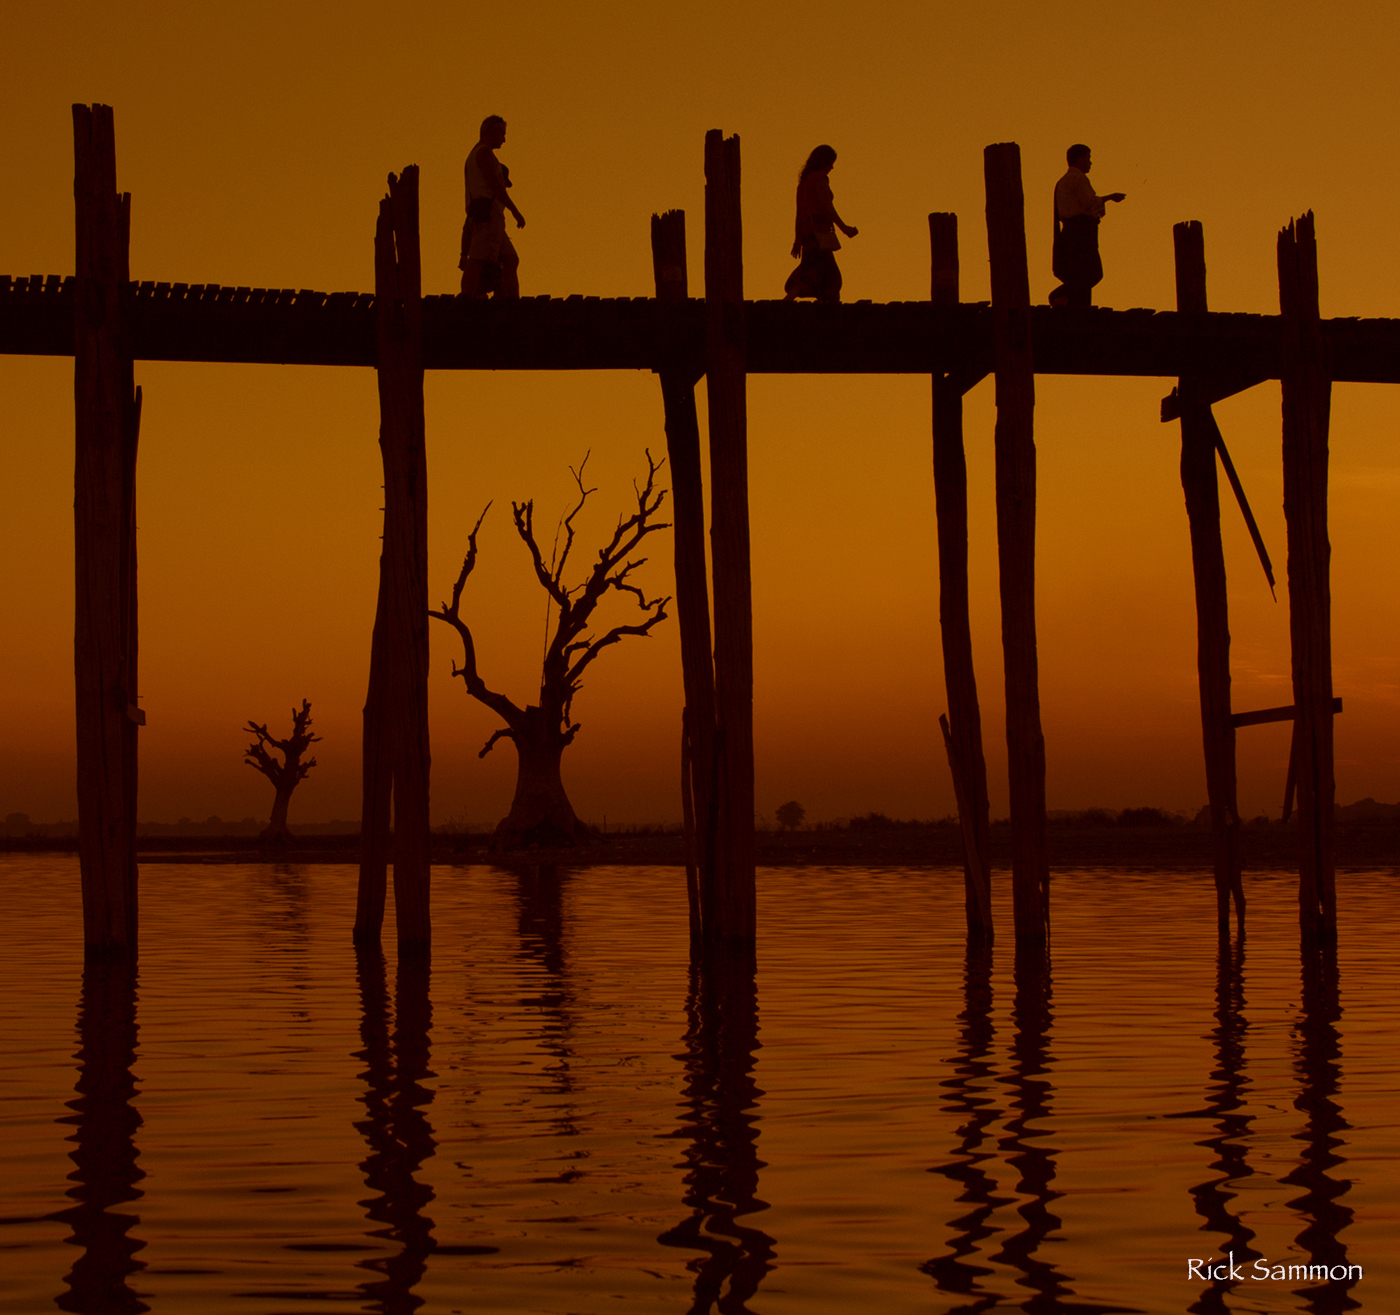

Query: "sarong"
(784, 240), (842, 302)
(1052, 214), (1102, 290)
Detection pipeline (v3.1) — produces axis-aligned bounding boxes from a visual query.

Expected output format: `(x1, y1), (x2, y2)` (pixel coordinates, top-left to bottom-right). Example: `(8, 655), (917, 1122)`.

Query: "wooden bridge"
(6, 272), (1400, 382)
(3, 106), (1364, 957)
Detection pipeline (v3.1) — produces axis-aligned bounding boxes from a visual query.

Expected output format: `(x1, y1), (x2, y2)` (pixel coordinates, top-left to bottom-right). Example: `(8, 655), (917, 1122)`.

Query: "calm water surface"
(1, 858), (1396, 1314)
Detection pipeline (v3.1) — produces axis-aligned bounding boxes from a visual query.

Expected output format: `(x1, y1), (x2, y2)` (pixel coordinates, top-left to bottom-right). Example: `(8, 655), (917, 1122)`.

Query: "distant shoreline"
(4, 824), (1398, 869)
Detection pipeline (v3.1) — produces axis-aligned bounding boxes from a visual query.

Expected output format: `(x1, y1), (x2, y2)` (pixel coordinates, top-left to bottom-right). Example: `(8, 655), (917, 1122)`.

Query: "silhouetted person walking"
(1049, 144), (1125, 308)
(783, 145), (858, 303)
(460, 115), (525, 300)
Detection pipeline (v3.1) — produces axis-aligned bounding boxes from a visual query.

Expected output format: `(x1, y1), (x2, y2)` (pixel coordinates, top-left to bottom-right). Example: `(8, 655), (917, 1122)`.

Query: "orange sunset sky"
(4, 1), (1400, 827)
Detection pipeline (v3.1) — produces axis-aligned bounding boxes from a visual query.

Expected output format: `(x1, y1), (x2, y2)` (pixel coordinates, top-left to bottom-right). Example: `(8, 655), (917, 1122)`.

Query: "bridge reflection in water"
(1283, 942), (1358, 1315)
(51, 956), (148, 1314)
(659, 944), (774, 1314)
(922, 936), (1005, 1309)
(25, 865), (1381, 1312)
(352, 946), (438, 1312)
(925, 943), (1140, 1315)
(1179, 933), (1258, 1315)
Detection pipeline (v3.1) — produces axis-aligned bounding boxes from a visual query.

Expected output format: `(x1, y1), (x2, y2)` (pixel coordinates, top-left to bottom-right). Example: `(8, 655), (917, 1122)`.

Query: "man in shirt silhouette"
(1050, 144), (1125, 308)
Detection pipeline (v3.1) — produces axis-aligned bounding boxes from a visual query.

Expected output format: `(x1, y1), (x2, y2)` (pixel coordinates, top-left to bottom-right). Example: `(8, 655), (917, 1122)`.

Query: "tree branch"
(479, 727), (515, 759)
(564, 597), (670, 697)
(511, 499), (573, 607)
(587, 450), (670, 586)
(243, 700), (321, 788)
(553, 452), (596, 591)
(428, 503), (523, 725)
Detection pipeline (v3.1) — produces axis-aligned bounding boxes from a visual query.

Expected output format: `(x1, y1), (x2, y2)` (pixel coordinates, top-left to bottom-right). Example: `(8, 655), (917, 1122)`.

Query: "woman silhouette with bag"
(783, 145), (858, 303)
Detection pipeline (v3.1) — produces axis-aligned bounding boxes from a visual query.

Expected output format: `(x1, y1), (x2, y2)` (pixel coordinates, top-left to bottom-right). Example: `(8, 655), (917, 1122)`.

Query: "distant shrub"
(1117, 807), (1178, 828)
(849, 812), (894, 830)
(776, 800), (806, 831)
(1078, 809), (1118, 828)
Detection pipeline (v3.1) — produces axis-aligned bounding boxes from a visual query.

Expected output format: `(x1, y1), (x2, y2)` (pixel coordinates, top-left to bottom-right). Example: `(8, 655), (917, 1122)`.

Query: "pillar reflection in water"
(1281, 941), (1358, 1315)
(1184, 933), (1257, 1315)
(922, 935), (1007, 1310)
(658, 943), (773, 1314)
(992, 947), (1136, 1315)
(52, 955), (148, 1314)
(354, 946), (437, 1313)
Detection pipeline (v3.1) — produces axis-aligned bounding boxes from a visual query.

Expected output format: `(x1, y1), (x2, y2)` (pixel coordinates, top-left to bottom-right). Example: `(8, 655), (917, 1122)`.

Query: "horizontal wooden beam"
(5, 274), (1400, 381)
(1159, 366), (1273, 421)
(1233, 696), (1342, 728)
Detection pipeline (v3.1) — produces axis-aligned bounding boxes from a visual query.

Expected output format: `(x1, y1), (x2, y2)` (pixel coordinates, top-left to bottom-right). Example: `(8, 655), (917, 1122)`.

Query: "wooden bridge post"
(983, 143), (1049, 945)
(651, 210), (718, 940)
(73, 103), (141, 955)
(703, 130), (756, 944)
(929, 213), (993, 938)
(1277, 213), (1336, 941)
(1174, 222), (1245, 935)
(355, 167), (431, 954)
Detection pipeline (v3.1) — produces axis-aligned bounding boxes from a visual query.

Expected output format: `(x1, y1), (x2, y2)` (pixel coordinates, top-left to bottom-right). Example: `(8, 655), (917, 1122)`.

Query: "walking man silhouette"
(1049, 144), (1125, 308)
(460, 115), (525, 299)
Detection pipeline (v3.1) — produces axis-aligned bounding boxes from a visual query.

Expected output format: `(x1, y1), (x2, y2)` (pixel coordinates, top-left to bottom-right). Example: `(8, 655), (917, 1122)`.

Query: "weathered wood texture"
(8, 275), (1400, 380)
(1174, 221), (1244, 935)
(1232, 697), (1341, 729)
(355, 567), (392, 944)
(984, 143), (1049, 945)
(652, 210), (718, 940)
(704, 131), (756, 943)
(355, 168), (431, 953)
(73, 104), (140, 954)
(1278, 214), (1336, 940)
(928, 212), (992, 938)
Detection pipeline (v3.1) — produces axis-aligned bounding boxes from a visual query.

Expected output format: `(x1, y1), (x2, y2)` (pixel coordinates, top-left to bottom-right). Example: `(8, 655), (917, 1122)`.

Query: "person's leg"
(496, 242), (520, 299)
(1061, 217), (1098, 308)
(816, 251), (842, 303)
(464, 259), (498, 298)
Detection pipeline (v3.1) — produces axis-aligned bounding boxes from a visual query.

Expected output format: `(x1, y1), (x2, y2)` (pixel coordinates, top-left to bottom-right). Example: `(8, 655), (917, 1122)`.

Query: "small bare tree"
(244, 700), (321, 843)
(432, 453), (670, 847)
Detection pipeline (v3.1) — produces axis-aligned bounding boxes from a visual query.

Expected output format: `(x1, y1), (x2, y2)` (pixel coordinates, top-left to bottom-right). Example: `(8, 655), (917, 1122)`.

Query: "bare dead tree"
(431, 452), (671, 846)
(244, 699), (321, 843)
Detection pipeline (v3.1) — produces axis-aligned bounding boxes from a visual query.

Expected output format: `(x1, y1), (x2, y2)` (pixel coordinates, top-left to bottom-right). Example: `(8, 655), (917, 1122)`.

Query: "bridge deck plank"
(2, 276), (1397, 382)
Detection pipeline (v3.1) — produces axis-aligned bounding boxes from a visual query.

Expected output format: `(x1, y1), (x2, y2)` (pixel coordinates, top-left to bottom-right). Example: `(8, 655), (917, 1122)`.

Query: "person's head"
(1067, 143), (1091, 172)
(481, 115), (507, 148)
(800, 144), (837, 181)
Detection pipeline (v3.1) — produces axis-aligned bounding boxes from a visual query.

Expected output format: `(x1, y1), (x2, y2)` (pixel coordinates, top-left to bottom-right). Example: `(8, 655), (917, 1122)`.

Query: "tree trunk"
(262, 786), (294, 843)
(496, 710), (591, 847)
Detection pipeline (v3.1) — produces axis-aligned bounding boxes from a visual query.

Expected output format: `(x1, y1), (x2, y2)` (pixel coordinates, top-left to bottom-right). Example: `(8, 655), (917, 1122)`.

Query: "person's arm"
(1080, 172), (1126, 211)
(821, 180), (858, 238)
(483, 149), (526, 227)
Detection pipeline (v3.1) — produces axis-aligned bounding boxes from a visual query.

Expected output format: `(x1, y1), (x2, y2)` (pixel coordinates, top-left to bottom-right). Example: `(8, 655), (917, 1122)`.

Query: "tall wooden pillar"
(1174, 222), (1245, 935)
(1277, 214), (1335, 941)
(73, 103), (141, 955)
(651, 210), (718, 940)
(929, 212), (993, 938)
(703, 130), (756, 944)
(983, 143), (1049, 945)
(355, 167), (431, 954)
